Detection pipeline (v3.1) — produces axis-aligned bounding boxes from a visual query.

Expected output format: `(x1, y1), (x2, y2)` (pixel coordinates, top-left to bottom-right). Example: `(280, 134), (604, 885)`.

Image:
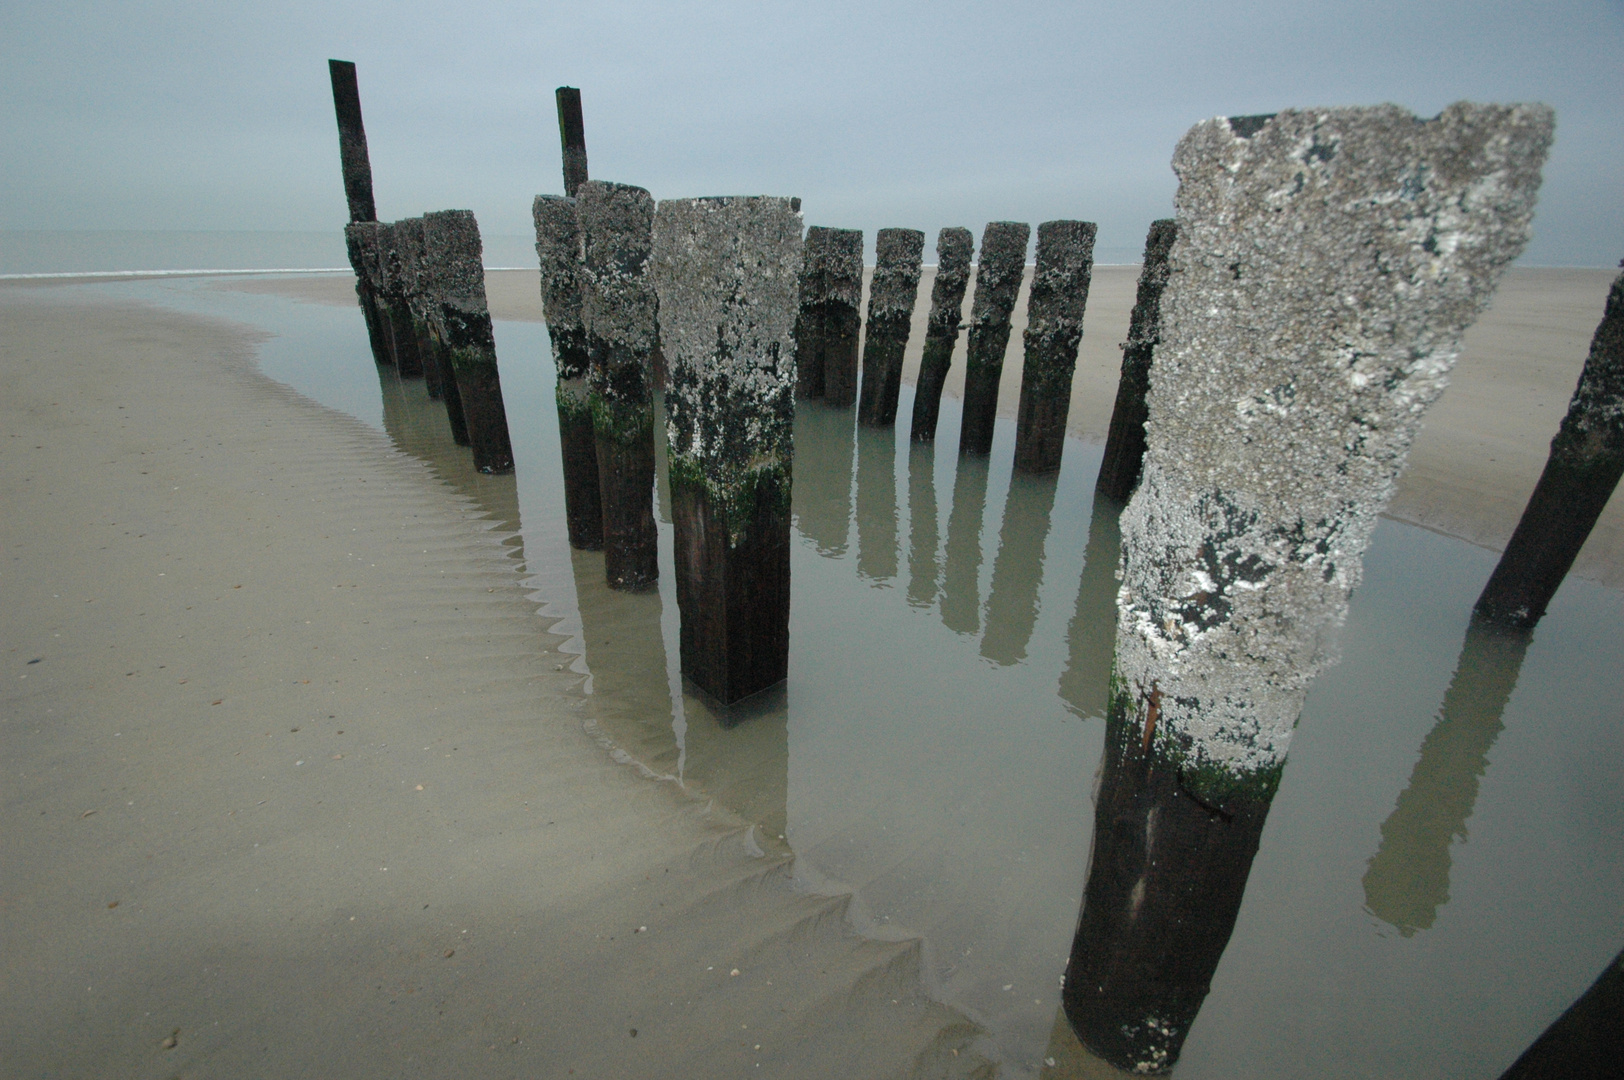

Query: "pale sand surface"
(0, 290), (991, 1078)
(227, 264), (1623, 586)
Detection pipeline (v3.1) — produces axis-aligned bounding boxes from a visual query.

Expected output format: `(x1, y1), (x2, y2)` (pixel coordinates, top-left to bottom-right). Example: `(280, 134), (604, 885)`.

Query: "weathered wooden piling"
(534, 194), (604, 551)
(343, 220), (393, 367)
(857, 228), (924, 427)
(578, 181), (660, 589)
(1474, 268), (1624, 629)
(556, 87), (589, 198)
(651, 196), (802, 705)
(910, 228), (974, 442)
(791, 227), (863, 402)
(1063, 103), (1552, 1074)
(394, 218), (445, 399)
(1095, 220), (1177, 502)
(422, 209), (514, 474)
(378, 220), (424, 378)
(959, 221), (1029, 456)
(1013, 221), (1096, 474)
(328, 59), (393, 369)
(413, 227), (472, 447)
(1362, 613), (1530, 937)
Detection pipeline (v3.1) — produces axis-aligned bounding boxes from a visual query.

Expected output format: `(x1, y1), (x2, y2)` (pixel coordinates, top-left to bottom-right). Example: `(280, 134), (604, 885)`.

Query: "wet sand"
(0, 289), (990, 1078)
(227, 265), (1624, 587)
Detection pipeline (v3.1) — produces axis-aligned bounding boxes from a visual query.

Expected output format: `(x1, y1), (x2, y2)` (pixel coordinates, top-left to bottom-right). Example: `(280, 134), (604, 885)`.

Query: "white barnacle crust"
(1118, 102), (1552, 782)
(650, 196), (803, 492)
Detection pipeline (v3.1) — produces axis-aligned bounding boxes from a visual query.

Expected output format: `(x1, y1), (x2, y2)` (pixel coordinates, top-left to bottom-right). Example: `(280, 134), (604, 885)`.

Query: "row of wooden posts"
(332, 64), (1623, 1072)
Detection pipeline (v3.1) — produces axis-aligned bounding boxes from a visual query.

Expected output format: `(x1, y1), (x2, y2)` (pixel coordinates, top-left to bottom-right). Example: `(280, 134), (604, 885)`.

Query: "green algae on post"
(909, 227), (973, 443)
(791, 226), (863, 402)
(959, 221), (1029, 457)
(1475, 268), (1624, 629)
(856, 228), (923, 427)
(651, 196), (802, 705)
(1013, 219), (1096, 474)
(1064, 102), (1554, 1075)
(1095, 219), (1177, 502)
(534, 193), (604, 552)
(579, 181), (660, 589)
(423, 209), (513, 474)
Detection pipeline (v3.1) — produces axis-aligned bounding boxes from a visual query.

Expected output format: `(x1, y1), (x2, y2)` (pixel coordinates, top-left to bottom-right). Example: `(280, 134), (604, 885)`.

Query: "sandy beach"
(230, 264), (1624, 587)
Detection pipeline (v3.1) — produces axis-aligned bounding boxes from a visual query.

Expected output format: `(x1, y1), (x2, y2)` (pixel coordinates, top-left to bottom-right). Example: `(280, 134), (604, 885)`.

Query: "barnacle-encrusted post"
(792, 226), (863, 402)
(1096, 219), (1177, 502)
(343, 220), (392, 368)
(376, 221), (424, 378)
(394, 217), (446, 399)
(651, 196), (802, 705)
(1013, 220), (1096, 473)
(534, 194), (604, 551)
(856, 228), (924, 427)
(909, 227), (973, 442)
(413, 216), (471, 447)
(579, 181), (660, 588)
(423, 209), (513, 474)
(1474, 268), (1624, 628)
(958, 221), (1029, 456)
(1063, 103), (1553, 1075)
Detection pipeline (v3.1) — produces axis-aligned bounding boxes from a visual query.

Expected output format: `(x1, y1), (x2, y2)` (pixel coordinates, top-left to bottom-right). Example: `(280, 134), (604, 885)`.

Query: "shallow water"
(84, 274), (1624, 1077)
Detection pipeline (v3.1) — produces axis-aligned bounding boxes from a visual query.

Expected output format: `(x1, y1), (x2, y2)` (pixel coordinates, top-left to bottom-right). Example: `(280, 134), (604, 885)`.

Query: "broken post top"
(799, 226), (864, 308)
(929, 227), (974, 320)
(1026, 219), (1097, 332)
(969, 221), (1029, 327)
(578, 180), (659, 373)
(532, 194), (584, 332)
(556, 87), (588, 198)
(1124, 219), (1178, 355)
(328, 59), (376, 224)
(1118, 101), (1552, 785)
(651, 196), (803, 484)
(422, 210), (488, 313)
(869, 228), (925, 321)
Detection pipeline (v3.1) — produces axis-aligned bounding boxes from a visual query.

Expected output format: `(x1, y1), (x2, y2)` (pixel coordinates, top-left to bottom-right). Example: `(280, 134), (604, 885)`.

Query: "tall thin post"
(792, 226), (863, 402)
(1474, 268), (1624, 629)
(910, 227), (973, 442)
(959, 221), (1029, 456)
(1063, 104), (1552, 1074)
(556, 87), (589, 198)
(1095, 219), (1177, 502)
(856, 228), (924, 427)
(651, 196), (802, 705)
(327, 60), (376, 224)
(422, 210), (514, 474)
(534, 194), (604, 551)
(579, 181), (660, 590)
(1013, 220), (1096, 474)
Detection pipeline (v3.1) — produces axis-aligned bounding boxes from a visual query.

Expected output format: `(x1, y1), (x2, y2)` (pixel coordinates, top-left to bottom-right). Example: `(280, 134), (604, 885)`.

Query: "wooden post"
(578, 181), (660, 590)
(534, 194), (604, 551)
(343, 221), (392, 368)
(910, 227), (974, 442)
(1013, 220), (1096, 474)
(791, 226), (863, 402)
(375, 221), (424, 377)
(422, 210), (514, 474)
(1474, 268), (1624, 629)
(1096, 219), (1177, 502)
(412, 220), (472, 447)
(651, 196), (802, 705)
(1362, 613), (1531, 936)
(394, 218), (446, 400)
(959, 221), (1029, 456)
(857, 228), (924, 427)
(556, 87), (589, 198)
(1063, 104), (1552, 1074)
(327, 60), (376, 224)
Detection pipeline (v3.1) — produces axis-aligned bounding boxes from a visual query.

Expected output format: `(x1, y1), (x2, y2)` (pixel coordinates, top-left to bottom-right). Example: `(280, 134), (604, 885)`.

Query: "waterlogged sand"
(0, 290), (992, 1078)
(228, 264), (1623, 586)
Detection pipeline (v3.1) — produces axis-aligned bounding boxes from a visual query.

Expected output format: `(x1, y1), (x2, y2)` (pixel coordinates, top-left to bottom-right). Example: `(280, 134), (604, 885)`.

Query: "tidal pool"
(88, 273), (1624, 1077)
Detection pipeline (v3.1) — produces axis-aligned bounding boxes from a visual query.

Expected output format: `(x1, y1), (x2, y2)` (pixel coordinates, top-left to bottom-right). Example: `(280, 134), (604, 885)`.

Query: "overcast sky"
(2, 0), (1619, 263)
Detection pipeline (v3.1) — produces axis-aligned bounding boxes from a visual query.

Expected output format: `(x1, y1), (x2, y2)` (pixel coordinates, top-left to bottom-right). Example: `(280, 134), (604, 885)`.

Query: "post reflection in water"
(906, 441), (941, 608)
(981, 470), (1058, 665)
(1363, 614), (1533, 936)
(791, 399), (855, 558)
(941, 452), (991, 634)
(376, 361), (524, 554)
(855, 423), (899, 583)
(1059, 494), (1124, 720)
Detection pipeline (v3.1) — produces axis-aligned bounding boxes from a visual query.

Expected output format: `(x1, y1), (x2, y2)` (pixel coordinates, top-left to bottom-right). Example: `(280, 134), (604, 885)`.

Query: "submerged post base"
(671, 470), (791, 705)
